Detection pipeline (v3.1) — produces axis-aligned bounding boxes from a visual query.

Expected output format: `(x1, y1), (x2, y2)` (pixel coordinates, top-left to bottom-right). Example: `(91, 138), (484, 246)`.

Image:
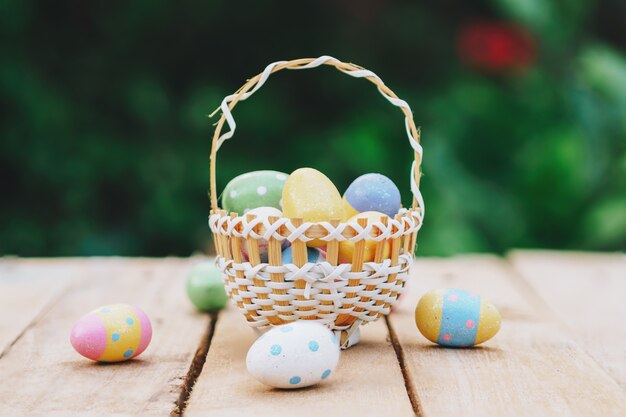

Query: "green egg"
(222, 170), (288, 214)
(186, 261), (229, 312)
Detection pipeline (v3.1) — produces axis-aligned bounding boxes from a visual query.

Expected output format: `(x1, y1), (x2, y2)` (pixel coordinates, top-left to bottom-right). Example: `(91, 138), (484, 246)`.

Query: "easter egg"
(338, 211), (391, 263)
(343, 173), (401, 218)
(70, 304), (152, 362)
(222, 170), (288, 214)
(186, 261), (229, 311)
(241, 207), (289, 263)
(342, 196), (360, 220)
(246, 321), (340, 389)
(281, 246), (326, 264)
(415, 288), (501, 347)
(282, 168), (344, 247)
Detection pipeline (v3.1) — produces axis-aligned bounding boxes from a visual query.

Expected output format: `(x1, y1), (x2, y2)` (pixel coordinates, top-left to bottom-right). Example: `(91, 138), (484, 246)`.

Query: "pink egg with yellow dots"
(70, 304), (152, 362)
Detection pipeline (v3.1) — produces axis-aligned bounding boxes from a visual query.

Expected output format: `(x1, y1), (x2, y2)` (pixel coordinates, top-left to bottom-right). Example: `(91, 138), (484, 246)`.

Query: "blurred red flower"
(457, 21), (537, 73)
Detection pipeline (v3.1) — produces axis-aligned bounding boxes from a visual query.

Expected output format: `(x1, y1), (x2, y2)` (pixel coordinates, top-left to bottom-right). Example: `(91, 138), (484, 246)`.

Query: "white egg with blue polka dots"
(246, 321), (340, 389)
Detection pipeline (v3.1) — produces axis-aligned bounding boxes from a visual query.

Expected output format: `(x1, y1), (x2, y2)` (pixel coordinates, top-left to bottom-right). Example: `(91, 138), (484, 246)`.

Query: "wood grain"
(509, 250), (626, 391)
(1, 253), (624, 417)
(185, 305), (415, 417)
(0, 258), (211, 417)
(0, 258), (84, 357)
(388, 255), (626, 417)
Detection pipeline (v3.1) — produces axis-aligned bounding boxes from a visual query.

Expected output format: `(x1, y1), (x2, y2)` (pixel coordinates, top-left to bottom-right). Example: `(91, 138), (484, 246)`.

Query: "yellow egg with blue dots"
(415, 288), (501, 347)
(70, 304), (152, 362)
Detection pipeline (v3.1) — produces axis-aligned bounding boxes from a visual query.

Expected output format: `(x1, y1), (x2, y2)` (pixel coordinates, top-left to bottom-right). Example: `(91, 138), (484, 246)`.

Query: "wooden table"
(0, 251), (624, 416)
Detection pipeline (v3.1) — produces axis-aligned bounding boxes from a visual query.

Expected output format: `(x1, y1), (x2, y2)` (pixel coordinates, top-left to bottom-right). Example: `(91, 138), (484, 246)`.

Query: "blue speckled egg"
(281, 246), (325, 264)
(343, 173), (401, 218)
(246, 321), (340, 389)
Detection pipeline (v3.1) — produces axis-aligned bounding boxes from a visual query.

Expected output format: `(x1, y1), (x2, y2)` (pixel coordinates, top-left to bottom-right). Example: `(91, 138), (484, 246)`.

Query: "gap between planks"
(388, 254), (626, 417)
(0, 258), (212, 416)
(4, 253), (622, 416)
(172, 312), (218, 416)
(184, 305), (416, 417)
(385, 315), (424, 417)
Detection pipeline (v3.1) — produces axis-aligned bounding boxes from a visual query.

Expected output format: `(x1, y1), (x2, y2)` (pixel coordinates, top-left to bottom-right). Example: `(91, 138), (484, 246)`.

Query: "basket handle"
(209, 56), (424, 220)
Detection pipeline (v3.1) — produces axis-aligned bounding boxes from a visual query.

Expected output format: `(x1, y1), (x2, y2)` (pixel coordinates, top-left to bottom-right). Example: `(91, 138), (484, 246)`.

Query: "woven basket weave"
(208, 56), (424, 348)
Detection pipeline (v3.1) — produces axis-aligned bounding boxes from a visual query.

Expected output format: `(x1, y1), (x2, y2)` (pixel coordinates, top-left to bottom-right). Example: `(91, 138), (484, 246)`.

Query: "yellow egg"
(415, 288), (501, 347)
(338, 211), (391, 263)
(282, 168), (344, 247)
(341, 196), (359, 220)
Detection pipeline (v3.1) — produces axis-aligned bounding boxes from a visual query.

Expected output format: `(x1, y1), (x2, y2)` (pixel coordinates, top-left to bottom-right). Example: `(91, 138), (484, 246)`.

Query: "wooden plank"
(0, 258), (211, 416)
(185, 306), (415, 417)
(388, 255), (626, 417)
(509, 250), (626, 390)
(0, 258), (84, 357)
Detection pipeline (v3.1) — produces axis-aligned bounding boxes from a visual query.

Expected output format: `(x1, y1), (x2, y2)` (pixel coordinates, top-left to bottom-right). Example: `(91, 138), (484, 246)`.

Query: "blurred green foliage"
(1, 0), (625, 256)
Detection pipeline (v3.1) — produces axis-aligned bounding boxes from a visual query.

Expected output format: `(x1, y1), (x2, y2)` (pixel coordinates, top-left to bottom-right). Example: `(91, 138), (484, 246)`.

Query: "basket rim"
(209, 207), (422, 243)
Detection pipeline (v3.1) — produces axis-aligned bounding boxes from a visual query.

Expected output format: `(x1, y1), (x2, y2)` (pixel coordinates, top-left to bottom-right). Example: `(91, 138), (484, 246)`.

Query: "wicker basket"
(208, 56), (424, 348)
